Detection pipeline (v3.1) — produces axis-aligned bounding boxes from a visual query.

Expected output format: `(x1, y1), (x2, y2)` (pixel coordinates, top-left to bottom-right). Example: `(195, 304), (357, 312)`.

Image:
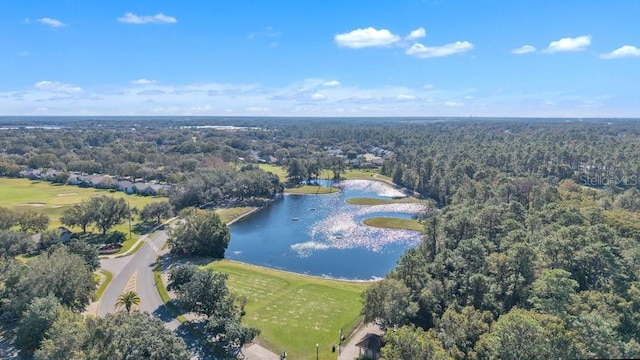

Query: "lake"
(227, 180), (425, 280)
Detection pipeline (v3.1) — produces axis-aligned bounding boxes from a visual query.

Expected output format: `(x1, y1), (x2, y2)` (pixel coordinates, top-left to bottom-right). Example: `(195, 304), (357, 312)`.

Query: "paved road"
(99, 229), (215, 359)
(99, 230), (167, 315)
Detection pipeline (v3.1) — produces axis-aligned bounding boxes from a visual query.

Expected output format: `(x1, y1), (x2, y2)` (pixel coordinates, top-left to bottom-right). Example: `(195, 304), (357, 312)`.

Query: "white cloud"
(512, 45), (536, 54)
(38, 17), (65, 28)
(335, 27), (400, 48)
(18, 51), (30, 57)
(406, 27), (426, 40)
(35, 81), (82, 93)
(423, 84), (435, 89)
(246, 106), (269, 112)
(396, 94), (416, 100)
(600, 45), (640, 59)
(5, 79), (629, 117)
(406, 41), (474, 58)
(323, 80), (341, 87)
(311, 93), (326, 101)
(444, 101), (464, 107)
(131, 78), (157, 85)
(543, 35), (591, 53)
(117, 12), (177, 24)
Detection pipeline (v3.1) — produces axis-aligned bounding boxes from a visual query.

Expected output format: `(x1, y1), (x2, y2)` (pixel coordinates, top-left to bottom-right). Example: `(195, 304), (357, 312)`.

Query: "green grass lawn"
(285, 186), (339, 195)
(257, 164), (287, 181)
(342, 169), (390, 181)
(346, 197), (422, 205)
(0, 178), (163, 234)
(206, 260), (369, 360)
(363, 217), (423, 232)
(94, 269), (113, 301)
(216, 206), (257, 224)
(258, 164), (393, 184)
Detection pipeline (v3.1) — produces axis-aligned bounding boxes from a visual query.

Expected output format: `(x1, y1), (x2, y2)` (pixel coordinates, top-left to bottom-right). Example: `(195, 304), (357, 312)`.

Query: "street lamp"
(316, 343), (319, 360)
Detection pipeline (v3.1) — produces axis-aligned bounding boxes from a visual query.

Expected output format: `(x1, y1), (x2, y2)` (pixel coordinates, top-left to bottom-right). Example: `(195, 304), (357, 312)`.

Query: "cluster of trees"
(61, 195), (130, 235)
(0, 229), (185, 359)
(286, 157), (346, 183)
(379, 121), (640, 205)
(168, 265), (259, 358)
(169, 165), (283, 211)
(33, 310), (190, 359)
(0, 207), (49, 233)
(0, 245), (94, 355)
(363, 178), (640, 359)
(169, 208), (230, 258)
(139, 201), (174, 225)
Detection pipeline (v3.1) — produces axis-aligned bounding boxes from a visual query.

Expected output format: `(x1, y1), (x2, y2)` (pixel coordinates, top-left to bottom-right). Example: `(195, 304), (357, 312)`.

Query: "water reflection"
(228, 180), (425, 280)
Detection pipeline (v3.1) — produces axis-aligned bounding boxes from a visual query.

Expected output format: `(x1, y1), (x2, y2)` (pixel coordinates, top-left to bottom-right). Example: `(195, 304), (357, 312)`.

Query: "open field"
(206, 260), (369, 360)
(346, 197), (422, 205)
(258, 164), (392, 183)
(342, 169), (391, 182)
(0, 178), (163, 234)
(257, 164), (287, 181)
(363, 217), (423, 231)
(285, 185), (339, 195)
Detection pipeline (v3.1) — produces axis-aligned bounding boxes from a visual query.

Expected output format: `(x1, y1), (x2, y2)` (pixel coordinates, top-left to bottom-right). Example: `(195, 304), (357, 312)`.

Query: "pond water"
(227, 180), (425, 280)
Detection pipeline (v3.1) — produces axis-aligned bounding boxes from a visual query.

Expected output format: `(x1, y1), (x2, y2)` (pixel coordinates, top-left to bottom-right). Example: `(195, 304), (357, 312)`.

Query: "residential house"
(86, 175), (116, 189)
(67, 173), (83, 185)
(134, 182), (165, 196)
(117, 180), (135, 194)
(260, 155), (278, 164)
(18, 168), (42, 180)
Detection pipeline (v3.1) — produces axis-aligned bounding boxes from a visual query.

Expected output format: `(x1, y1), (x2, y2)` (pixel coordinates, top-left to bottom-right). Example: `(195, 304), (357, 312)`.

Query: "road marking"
(123, 271), (137, 293)
(147, 239), (159, 253)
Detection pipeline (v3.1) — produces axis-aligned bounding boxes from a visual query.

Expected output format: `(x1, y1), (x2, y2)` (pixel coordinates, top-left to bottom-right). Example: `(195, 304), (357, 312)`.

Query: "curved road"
(99, 230), (167, 316)
(99, 230), (215, 359)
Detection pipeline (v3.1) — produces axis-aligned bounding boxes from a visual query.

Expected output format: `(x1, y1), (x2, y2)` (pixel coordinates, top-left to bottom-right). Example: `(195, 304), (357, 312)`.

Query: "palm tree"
(115, 291), (141, 313)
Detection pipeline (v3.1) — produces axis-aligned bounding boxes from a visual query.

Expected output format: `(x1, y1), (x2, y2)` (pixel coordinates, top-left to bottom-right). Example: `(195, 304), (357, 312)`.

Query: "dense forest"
(1, 117), (640, 358)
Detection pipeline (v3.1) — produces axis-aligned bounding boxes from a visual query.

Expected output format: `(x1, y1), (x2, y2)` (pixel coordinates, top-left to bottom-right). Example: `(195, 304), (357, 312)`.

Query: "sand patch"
(57, 192), (78, 196)
(18, 202), (46, 207)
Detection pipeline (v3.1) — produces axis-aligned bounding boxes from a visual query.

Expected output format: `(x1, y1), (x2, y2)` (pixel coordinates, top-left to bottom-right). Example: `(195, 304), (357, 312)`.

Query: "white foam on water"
(290, 241), (333, 257)
(291, 198), (425, 257)
(339, 179), (407, 198)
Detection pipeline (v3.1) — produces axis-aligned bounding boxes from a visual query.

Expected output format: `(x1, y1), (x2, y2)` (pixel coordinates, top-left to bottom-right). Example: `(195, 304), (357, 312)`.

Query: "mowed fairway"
(0, 178), (162, 230)
(206, 260), (369, 359)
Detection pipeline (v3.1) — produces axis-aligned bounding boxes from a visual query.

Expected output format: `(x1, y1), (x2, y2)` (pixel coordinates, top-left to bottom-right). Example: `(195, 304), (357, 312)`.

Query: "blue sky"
(1, 0), (639, 117)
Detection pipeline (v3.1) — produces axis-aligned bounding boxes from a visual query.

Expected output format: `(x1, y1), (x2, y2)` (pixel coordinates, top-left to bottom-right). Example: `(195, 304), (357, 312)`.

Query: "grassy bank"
(216, 206), (257, 224)
(94, 269), (113, 301)
(285, 185), (339, 195)
(346, 197), (422, 205)
(363, 217), (423, 231)
(206, 260), (369, 360)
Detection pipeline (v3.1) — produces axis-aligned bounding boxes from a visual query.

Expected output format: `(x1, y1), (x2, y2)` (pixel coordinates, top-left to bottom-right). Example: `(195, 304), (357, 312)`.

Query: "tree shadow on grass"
(152, 304), (216, 359)
(175, 323), (216, 360)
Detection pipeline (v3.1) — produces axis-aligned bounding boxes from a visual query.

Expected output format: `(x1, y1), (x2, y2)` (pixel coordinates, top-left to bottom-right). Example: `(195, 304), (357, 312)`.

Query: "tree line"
(363, 177), (640, 359)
